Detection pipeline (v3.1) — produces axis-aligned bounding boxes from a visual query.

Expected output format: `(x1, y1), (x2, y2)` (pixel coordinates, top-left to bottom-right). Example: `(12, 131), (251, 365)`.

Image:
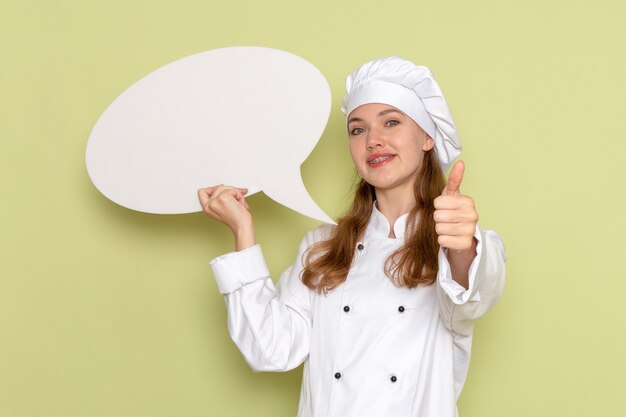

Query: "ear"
(422, 135), (435, 151)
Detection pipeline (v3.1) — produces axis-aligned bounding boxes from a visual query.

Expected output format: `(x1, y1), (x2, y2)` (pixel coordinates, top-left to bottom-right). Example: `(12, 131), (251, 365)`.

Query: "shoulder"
(302, 223), (336, 247)
(293, 224), (336, 257)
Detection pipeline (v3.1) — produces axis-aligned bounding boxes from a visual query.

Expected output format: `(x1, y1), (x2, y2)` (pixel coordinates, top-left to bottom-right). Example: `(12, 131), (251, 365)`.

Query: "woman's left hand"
(433, 160), (478, 253)
(433, 160), (478, 288)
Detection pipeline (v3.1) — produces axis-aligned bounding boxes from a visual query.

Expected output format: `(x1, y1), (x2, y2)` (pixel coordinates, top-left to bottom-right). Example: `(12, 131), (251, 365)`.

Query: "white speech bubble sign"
(86, 46), (334, 224)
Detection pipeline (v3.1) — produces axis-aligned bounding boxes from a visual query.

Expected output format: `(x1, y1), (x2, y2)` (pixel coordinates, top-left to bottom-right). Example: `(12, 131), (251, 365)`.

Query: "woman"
(198, 56), (506, 417)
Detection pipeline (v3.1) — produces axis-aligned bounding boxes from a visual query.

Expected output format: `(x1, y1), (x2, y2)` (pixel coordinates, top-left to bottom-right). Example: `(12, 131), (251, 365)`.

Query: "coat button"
(357, 243), (364, 250)
(343, 305), (350, 313)
(398, 306), (405, 313)
(390, 375), (397, 383)
(334, 372), (342, 379)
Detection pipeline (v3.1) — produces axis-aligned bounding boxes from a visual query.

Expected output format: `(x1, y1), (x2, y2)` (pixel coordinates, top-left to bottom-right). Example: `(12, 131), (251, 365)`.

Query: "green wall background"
(2, 0), (625, 416)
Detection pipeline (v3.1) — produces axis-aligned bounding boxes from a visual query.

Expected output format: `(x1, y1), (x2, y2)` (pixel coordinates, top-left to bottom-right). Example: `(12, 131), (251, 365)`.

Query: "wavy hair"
(301, 148), (445, 293)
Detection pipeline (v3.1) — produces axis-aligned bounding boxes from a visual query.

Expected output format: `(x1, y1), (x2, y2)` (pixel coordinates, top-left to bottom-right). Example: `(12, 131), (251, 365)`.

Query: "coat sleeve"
(436, 226), (507, 337)
(209, 229), (323, 372)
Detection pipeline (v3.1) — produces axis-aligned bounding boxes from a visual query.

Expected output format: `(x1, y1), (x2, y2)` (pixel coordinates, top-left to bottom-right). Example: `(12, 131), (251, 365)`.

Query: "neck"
(375, 185), (416, 238)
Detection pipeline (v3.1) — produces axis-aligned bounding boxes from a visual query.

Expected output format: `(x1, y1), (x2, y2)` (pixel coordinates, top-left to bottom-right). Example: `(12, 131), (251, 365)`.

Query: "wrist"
(233, 222), (256, 251)
(445, 237), (477, 260)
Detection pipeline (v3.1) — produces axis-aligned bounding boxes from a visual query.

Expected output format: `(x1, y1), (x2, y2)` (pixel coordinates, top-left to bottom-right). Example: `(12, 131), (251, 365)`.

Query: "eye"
(385, 119), (399, 127)
(350, 127), (365, 135)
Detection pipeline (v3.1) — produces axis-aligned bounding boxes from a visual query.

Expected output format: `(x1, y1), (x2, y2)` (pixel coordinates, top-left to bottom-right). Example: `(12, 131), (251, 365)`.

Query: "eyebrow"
(347, 108), (403, 125)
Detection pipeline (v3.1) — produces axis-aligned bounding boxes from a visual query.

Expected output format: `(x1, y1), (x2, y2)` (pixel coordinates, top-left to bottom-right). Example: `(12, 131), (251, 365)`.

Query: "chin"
(367, 173), (396, 185)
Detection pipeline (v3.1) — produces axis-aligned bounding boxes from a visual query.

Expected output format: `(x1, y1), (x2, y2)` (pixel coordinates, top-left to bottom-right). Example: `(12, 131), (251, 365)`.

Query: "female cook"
(198, 56), (506, 417)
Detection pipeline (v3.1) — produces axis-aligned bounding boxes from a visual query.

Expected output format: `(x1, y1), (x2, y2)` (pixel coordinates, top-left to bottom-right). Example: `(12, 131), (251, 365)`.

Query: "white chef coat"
(210, 204), (506, 417)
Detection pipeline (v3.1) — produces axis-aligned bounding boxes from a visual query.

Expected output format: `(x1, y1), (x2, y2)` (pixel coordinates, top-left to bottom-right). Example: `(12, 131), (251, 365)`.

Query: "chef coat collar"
(364, 202), (410, 240)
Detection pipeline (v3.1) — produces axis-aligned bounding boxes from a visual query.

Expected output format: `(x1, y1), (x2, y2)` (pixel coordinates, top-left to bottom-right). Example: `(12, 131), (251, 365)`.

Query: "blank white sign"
(86, 46), (333, 223)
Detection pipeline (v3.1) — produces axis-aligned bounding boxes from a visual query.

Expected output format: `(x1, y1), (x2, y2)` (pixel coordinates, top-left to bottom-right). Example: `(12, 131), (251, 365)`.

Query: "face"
(347, 103), (434, 194)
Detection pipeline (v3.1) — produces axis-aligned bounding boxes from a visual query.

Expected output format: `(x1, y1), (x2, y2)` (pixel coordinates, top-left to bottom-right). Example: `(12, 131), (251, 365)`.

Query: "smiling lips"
(367, 153), (396, 168)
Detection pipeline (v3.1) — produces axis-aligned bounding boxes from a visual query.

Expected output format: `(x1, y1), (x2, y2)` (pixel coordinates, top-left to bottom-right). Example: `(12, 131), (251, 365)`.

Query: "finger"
(230, 187), (250, 209)
(435, 223), (453, 236)
(434, 195), (475, 210)
(434, 210), (479, 225)
(434, 209), (460, 223)
(437, 235), (474, 251)
(212, 187), (242, 203)
(435, 222), (476, 237)
(198, 185), (220, 197)
(214, 185), (248, 198)
(234, 191), (249, 207)
(202, 186), (232, 213)
(198, 185), (249, 215)
(200, 184), (244, 201)
(443, 160), (465, 196)
(198, 185), (221, 207)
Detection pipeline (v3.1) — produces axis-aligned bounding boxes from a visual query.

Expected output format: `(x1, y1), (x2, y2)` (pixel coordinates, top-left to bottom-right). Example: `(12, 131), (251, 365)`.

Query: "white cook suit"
(210, 204), (506, 417)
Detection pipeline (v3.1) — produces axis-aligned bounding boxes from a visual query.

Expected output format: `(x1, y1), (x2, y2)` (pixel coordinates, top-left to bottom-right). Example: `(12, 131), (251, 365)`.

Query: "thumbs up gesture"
(433, 161), (479, 253)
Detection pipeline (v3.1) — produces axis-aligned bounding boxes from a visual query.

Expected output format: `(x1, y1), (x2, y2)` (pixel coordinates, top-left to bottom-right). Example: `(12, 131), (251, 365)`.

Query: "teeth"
(369, 155), (392, 164)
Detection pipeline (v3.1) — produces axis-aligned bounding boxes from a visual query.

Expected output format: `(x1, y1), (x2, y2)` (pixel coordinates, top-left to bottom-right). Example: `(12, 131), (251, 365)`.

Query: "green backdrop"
(2, 0), (625, 416)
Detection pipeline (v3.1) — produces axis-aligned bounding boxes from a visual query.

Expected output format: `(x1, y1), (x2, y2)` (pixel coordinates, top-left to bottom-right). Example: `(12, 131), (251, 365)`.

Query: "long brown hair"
(301, 148), (445, 293)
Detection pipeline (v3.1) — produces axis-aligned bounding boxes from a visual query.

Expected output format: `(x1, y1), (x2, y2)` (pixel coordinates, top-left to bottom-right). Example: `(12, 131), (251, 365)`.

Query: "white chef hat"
(341, 56), (461, 170)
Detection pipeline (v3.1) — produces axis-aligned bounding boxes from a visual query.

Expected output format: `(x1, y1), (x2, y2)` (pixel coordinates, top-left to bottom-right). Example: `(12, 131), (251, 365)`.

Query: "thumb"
(443, 160), (465, 196)
(197, 185), (220, 207)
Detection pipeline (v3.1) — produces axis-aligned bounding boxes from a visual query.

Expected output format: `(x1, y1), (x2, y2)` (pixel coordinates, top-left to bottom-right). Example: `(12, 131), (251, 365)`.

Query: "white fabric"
(209, 206), (506, 417)
(341, 56), (462, 171)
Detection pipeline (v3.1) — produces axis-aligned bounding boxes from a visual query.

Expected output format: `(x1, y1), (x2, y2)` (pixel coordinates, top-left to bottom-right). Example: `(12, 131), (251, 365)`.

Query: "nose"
(366, 126), (384, 150)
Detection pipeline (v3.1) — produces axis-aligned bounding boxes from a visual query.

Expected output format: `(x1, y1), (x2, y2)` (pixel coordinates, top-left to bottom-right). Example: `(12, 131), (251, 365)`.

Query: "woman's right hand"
(198, 185), (256, 251)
